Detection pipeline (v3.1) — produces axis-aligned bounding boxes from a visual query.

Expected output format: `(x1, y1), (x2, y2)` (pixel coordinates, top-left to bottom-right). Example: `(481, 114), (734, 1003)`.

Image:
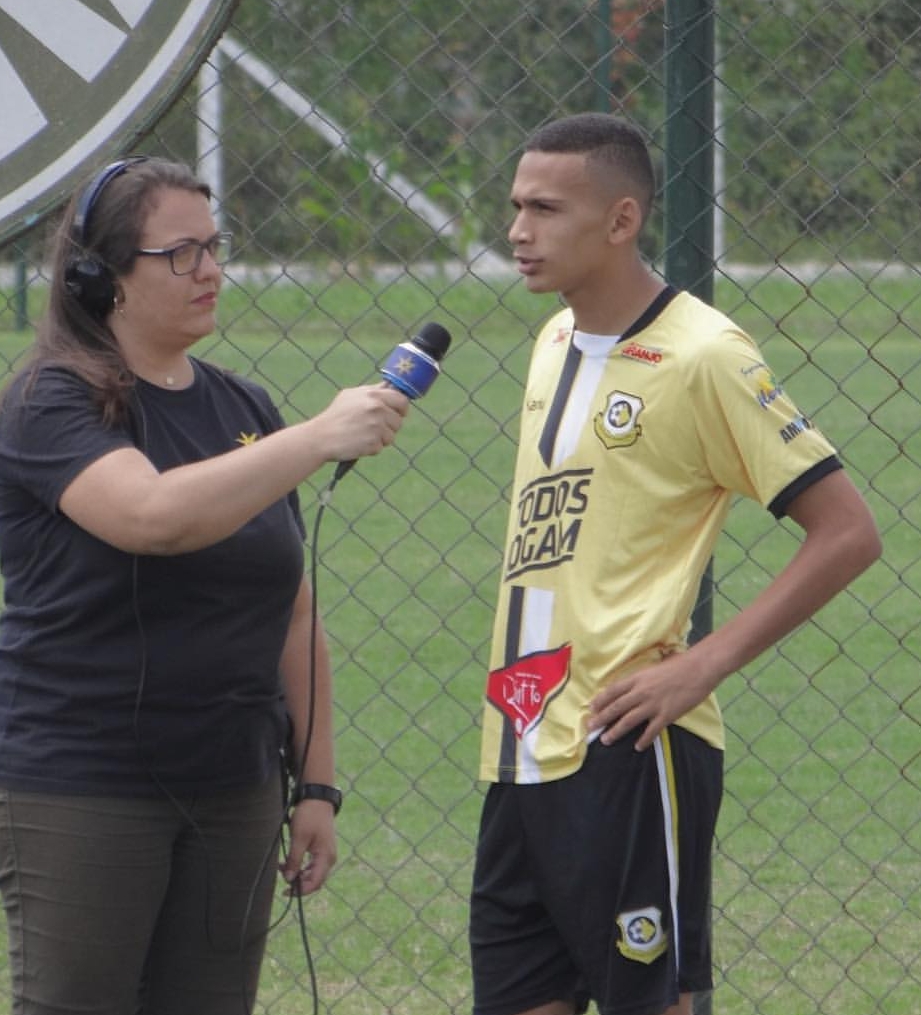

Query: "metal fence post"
(664, 2), (715, 1012)
(664, 0), (715, 650)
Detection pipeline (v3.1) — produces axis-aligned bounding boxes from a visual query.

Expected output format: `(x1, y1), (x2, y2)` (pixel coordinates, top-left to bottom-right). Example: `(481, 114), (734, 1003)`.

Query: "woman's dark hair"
(26, 157), (210, 426)
(525, 113), (656, 220)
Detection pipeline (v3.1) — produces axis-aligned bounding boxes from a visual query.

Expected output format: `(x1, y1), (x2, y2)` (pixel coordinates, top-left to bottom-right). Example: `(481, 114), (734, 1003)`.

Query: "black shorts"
(469, 726), (723, 1015)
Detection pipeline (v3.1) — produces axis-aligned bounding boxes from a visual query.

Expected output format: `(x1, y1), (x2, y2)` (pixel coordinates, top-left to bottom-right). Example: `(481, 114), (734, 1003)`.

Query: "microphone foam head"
(412, 322), (452, 362)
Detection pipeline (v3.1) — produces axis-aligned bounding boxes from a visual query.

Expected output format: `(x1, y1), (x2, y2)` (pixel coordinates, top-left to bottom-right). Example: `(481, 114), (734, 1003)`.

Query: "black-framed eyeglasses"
(134, 231), (233, 276)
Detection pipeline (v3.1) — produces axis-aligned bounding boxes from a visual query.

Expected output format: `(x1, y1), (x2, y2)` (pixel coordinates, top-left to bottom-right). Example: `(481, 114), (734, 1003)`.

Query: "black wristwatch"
(290, 782), (343, 815)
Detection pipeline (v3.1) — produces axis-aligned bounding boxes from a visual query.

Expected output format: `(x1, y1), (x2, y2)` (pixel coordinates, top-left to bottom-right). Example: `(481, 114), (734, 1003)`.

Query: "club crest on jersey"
(594, 390), (644, 449)
(486, 644), (571, 738)
(616, 906), (668, 964)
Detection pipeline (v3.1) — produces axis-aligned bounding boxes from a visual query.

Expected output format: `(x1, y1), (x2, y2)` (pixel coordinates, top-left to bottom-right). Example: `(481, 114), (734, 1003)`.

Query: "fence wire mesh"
(0, 1), (919, 1013)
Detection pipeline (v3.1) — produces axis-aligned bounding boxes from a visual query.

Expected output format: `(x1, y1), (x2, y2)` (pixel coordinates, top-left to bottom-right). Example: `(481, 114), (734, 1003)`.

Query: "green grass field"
(0, 267), (918, 1013)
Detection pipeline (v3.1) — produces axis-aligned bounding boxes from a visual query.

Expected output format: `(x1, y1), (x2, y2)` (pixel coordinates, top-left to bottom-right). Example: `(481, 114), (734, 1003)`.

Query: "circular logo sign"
(0, 0), (239, 245)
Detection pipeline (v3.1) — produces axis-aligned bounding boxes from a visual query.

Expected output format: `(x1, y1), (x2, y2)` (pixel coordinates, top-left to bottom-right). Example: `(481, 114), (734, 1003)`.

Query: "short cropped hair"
(525, 113), (656, 218)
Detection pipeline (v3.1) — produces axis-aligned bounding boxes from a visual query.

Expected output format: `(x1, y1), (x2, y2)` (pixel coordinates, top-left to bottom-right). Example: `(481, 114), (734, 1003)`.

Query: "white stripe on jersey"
(552, 333), (621, 467)
(518, 332), (622, 777)
(519, 587), (555, 781)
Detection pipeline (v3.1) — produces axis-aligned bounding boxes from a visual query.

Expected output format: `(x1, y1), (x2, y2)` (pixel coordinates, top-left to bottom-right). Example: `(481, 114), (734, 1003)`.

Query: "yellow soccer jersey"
(479, 288), (840, 784)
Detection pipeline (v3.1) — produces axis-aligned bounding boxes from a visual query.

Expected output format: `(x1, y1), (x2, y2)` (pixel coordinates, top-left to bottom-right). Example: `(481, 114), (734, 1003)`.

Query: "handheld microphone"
(333, 322), (452, 482)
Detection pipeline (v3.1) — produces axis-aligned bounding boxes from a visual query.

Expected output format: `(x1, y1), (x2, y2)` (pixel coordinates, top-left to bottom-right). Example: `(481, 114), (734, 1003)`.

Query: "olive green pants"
(0, 781), (284, 1015)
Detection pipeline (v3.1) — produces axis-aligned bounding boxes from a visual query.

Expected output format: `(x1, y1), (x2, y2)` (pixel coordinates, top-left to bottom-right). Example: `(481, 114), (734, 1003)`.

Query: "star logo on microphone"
(394, 355), (415, 375)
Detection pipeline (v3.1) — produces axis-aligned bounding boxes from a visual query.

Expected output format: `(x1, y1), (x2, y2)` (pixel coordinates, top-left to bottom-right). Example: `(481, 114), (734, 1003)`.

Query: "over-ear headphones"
(64, 156), (148, 318)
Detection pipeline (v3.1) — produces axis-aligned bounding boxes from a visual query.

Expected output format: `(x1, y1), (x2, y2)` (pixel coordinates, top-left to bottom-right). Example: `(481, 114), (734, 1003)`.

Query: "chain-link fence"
(1, 0), (919, 1012)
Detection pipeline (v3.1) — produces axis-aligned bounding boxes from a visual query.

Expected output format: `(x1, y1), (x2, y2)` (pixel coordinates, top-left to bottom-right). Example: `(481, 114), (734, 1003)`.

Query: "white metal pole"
(197, 50), (224, 228)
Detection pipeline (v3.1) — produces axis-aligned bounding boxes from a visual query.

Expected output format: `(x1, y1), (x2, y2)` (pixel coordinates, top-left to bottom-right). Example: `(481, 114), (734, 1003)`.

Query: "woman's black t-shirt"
(0, 359), (306, 796)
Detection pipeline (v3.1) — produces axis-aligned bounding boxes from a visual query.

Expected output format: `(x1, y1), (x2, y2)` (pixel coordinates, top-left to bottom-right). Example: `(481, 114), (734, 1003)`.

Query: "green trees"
(151, 0), (920, 266)
(717, 0), (921, 262)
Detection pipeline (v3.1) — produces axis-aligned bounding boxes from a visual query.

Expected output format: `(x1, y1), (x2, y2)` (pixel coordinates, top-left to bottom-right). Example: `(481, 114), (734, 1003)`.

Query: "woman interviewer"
(0, 156), (408, 1015)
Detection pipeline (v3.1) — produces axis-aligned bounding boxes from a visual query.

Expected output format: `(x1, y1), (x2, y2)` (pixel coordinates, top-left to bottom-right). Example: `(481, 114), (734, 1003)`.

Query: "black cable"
(131, 551), (288, 1015)
(128, 395), (224, 960)
(129, 553), (228, 996)
(284, 476), (334, 1015)
(128, 396), (237, 979)
(233, 475), (335, 1015)
(129, 393), (337, 1014)
(127, 393), (276, 1014)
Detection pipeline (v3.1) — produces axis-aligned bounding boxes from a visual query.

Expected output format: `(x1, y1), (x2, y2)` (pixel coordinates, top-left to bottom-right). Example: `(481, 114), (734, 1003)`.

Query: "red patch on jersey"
(486, 645), (571, 738)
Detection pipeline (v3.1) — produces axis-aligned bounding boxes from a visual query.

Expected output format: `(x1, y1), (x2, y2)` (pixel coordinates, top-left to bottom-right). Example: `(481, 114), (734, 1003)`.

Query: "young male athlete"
(469, 113), (881, 1015)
